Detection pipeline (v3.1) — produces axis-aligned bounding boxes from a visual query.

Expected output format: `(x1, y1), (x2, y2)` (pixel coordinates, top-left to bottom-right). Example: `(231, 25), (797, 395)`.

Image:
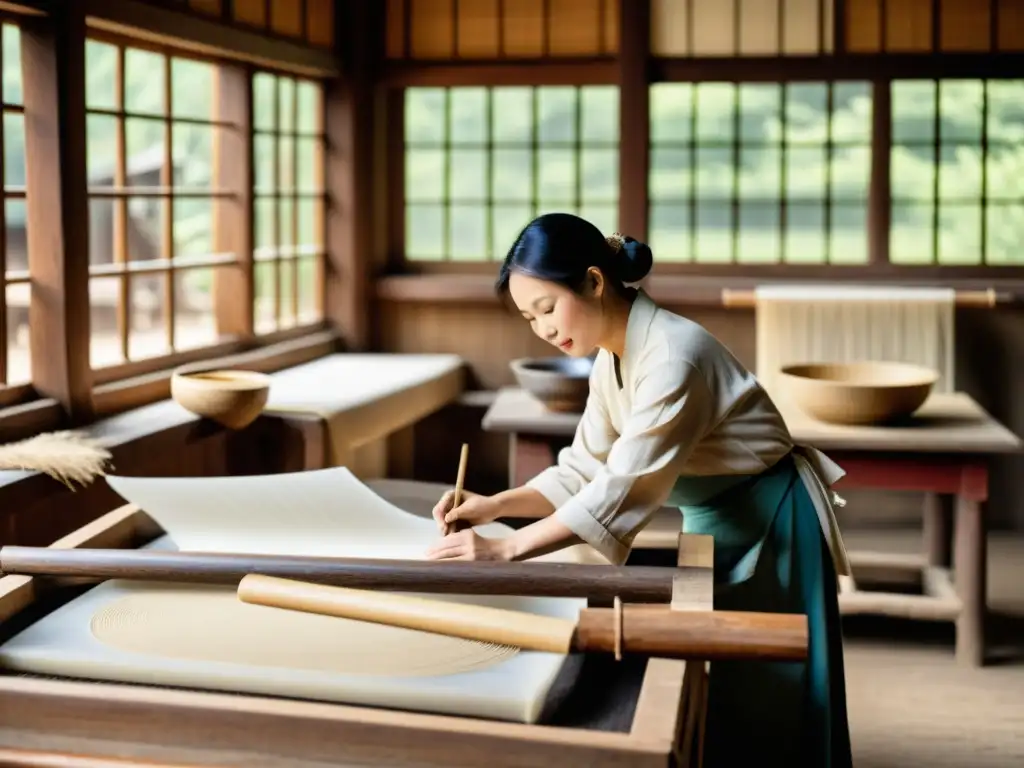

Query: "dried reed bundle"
(0, 431), (113, 489)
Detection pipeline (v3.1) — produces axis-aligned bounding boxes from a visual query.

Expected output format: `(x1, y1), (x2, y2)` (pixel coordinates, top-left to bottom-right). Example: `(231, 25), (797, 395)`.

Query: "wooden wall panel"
(645, 0), (1011, 56)
(886, 0), (933, 52)
(548, 0), (604, 56)
(386, 0), (618, 59)
(138, 0), (335, 48)
(997, 0), (1024, 51)
(188, 0), (223, 16)
(939, 0), (991, 51)
(845, 0), (1015, 53)
(845, 0), (883, 52)
(306, 0), (335, 48)
(739, 0), (777, 56)
(650, 0), (833, 56)
(457, 0), (501, 58)
(503, 0), (546, 57)
(233, 0), (267, 27)
(410, 0), (456, 58)
(270, 0), (305, 38)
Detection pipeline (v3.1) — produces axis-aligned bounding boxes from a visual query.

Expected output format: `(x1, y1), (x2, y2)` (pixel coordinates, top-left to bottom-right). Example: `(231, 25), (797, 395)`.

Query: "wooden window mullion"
(163, 54), (175, 352)
(291, 76), (300, 325)
(867, 79), (892, 265)
(115, 45), (129, 361)
(20, 4), (93, 423)
(0, 24), (7, 389)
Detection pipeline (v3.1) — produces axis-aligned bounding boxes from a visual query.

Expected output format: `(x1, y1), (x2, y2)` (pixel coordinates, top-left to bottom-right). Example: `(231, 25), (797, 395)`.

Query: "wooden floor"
(841, 529), (1024, 767)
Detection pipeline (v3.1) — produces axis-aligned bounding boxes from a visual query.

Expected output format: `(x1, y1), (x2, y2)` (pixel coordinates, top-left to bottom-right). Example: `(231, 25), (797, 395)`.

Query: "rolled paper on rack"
(237, 574), (809, 662)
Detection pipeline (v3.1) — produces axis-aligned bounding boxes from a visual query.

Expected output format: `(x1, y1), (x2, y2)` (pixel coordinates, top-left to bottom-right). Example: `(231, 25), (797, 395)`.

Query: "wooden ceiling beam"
(81, 0), (339, 78)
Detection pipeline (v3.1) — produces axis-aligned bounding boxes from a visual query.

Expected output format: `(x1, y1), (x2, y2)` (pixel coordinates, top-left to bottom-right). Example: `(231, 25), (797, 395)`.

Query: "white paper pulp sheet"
(0, 467), (588, 723)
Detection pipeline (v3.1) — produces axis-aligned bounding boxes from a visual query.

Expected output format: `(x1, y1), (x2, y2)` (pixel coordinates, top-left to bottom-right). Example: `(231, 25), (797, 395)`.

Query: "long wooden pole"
(0, 546), (677, 602)
(238, 575), (808, 662)
(721, 287), (1003, 309)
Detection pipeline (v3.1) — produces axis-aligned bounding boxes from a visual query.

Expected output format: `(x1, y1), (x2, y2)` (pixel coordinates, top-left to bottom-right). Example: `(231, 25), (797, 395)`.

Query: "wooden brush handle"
(237, 574), (577, 653)
(442, 443), (470, 537)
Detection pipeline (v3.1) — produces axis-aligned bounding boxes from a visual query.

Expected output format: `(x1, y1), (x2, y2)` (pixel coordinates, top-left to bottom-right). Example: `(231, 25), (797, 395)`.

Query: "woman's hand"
(431, 488), (501, 533)
(424, 529), (512, 561)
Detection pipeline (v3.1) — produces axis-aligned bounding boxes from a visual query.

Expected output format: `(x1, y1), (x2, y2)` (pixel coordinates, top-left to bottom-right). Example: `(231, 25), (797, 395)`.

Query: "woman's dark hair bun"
(608, 234), (653, 283)
(495, 213), (654, 300)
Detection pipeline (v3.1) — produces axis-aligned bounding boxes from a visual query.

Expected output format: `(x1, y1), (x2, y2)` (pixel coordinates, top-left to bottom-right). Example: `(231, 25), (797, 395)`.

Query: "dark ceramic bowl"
(510, 355), (594, 412)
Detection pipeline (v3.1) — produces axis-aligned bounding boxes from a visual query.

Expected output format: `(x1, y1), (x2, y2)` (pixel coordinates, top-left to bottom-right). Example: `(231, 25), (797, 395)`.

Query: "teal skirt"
(672, 453), (852, 768)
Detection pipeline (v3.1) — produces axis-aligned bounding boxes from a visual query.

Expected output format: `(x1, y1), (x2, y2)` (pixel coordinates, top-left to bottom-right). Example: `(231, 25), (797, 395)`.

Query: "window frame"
(0, 1), (342, 438)
(384, 44), (1024, 285)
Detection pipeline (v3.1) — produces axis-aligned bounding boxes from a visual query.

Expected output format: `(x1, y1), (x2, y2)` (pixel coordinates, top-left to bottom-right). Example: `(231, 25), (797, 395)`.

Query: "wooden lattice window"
(890, 79), (1024, 266)
(252, 71), (325, 334)
(0, 22), (28, 396)
(84, 39), (235, 371)
(403, 85), (621, 262)
(648, 81), (873, 265)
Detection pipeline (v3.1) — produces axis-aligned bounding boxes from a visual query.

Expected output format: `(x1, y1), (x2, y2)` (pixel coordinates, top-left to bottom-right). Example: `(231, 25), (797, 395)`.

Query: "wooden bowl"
(170, 367), (272, 429)
(779, 361), (939, 426)
(510, 356), (594, 413)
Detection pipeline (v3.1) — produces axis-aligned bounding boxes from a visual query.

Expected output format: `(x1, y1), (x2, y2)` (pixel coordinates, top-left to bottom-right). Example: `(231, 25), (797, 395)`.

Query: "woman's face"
(507, 271), (606, 357)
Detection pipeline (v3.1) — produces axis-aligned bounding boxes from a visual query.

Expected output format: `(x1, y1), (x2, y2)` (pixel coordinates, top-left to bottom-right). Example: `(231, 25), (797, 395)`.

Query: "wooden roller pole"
(721, 287), (1001, 309)
(0, 546), (677, 602)
(238, 574), (809, 662)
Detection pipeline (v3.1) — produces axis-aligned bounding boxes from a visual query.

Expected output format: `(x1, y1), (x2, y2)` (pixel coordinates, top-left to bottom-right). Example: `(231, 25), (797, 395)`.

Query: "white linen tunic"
(526, 289), (850, 571)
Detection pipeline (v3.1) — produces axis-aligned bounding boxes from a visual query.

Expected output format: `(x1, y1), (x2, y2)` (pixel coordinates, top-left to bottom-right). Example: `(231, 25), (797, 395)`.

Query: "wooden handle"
(237, 575), (810, 662)
(442, 443), (470, 536)
(237, 574), (577, 653)
(722, 287), (1001, 309)
(576, 604), (808, 662)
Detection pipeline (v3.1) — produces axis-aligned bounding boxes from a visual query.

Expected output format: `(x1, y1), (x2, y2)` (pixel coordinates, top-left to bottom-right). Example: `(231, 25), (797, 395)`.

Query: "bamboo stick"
(0, 546), (679, 602)
(237, 575), (809, 662)
(442, 442), (469, 537)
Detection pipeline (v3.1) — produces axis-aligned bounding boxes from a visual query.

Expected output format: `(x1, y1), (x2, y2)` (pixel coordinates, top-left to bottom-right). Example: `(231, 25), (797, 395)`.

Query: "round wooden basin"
(510, 356), (594, 413)
(171, 367), (272, 429)
(779, 361), (939, 425)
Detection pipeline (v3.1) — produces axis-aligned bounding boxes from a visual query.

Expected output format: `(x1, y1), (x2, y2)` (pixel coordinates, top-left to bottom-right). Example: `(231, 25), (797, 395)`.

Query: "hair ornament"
(605, 232), (625, 253)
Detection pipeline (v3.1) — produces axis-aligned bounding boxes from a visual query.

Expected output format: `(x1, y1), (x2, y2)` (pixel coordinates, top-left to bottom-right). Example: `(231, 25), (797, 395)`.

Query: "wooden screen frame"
(0, 503), (696, 767)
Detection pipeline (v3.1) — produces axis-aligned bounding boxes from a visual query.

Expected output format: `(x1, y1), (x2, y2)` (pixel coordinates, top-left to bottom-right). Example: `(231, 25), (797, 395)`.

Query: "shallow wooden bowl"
(779, 361), (939, 425)
(510, 356), (593, 413)
(171, 367), (272, 429)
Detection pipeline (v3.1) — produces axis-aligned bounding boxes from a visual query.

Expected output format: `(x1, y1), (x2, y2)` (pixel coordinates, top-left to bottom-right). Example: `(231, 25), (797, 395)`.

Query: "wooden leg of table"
(923, 492), (952, 567)
(953, 495), (987, 667)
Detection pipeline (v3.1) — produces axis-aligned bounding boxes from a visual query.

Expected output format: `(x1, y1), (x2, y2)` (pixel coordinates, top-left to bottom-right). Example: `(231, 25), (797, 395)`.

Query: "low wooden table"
(482, 387), (1023, 667)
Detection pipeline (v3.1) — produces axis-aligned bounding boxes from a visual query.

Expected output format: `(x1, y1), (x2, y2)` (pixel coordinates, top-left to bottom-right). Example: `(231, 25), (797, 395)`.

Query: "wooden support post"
(630, 533), (713, 767)
(20, 3), (94, 423)
(325, 0), (381, 350)
(616, 0), (650, 241)
(673, 533), (713, 768)
(212, 63), (255, 339)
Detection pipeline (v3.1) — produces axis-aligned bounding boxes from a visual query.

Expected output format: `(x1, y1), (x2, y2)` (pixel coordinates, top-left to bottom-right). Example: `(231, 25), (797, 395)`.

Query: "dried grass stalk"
(0, 431), (113, 489)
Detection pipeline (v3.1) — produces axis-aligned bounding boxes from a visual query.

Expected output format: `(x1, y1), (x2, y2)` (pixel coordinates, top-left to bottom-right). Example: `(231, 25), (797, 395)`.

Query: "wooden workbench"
(482, 387), (1023, 667)
(0, 485), (715, 766)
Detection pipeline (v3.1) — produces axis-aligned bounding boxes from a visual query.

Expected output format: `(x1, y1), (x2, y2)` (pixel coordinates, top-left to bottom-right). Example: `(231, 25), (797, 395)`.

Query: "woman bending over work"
(425, 211), (853, 767)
